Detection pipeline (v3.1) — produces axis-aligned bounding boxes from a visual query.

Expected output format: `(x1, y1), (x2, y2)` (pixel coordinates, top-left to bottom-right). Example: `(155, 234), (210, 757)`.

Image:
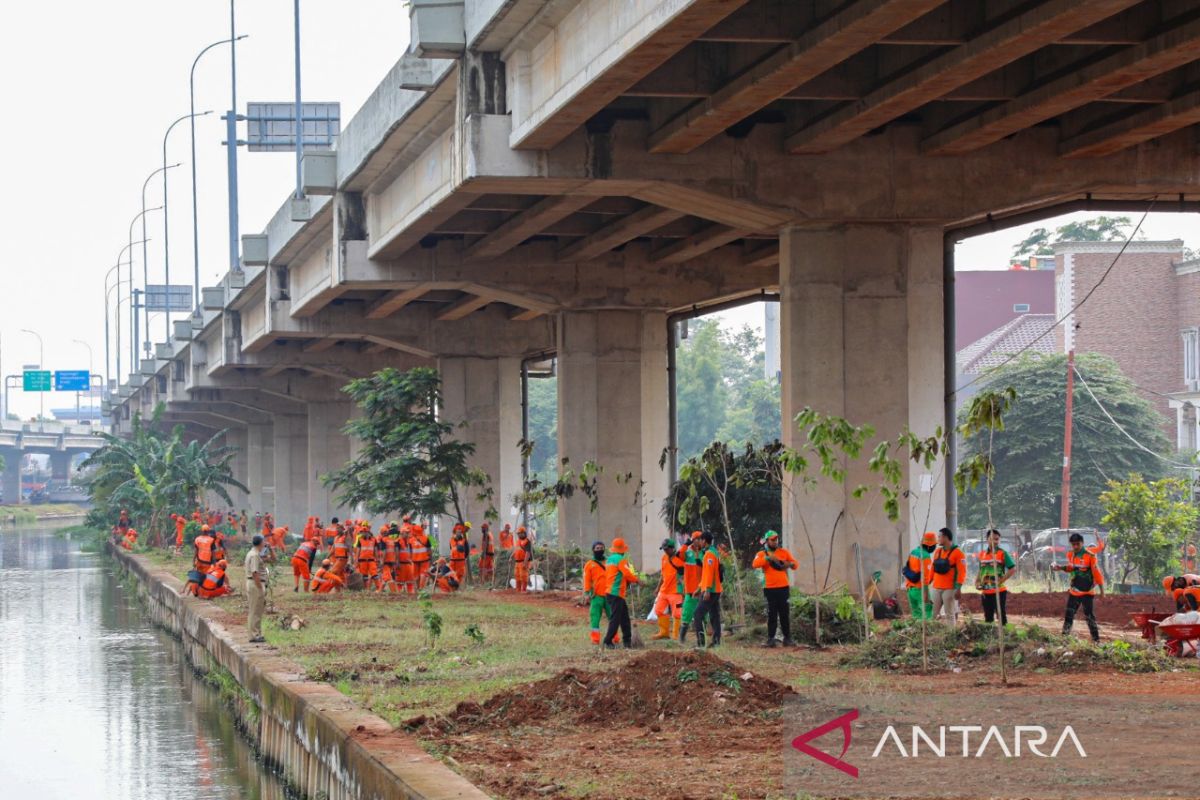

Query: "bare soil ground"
(959, 590), (1176, 627)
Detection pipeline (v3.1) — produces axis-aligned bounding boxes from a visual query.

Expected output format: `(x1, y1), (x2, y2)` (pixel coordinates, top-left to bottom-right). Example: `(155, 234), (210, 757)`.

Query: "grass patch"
(842, 619), (1179, 674)
(0, 503), (87, 523)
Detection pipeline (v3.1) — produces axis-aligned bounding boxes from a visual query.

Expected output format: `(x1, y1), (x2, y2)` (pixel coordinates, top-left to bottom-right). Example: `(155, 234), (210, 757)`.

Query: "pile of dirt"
(960, 591), (1173, 626)
(410, 650), (793, 735)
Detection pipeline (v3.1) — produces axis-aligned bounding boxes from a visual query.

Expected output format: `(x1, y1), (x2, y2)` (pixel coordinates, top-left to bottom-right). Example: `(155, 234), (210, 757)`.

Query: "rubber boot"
(670, 617), (681, 640)
(695, 629), (706, 649)
(652, 616), (671, 640)
(678, 623), (689, 643)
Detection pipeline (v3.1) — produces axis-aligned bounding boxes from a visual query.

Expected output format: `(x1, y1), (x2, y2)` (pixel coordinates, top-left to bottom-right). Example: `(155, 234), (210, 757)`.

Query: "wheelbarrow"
(1157, 623), (1200, 657)
(1130, 611), (1171, 642)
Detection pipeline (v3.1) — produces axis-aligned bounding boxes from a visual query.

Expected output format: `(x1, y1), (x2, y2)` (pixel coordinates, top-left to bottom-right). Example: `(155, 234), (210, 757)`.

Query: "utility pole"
(225, 0), (242, 274)
(1060, 350), (1075, 530)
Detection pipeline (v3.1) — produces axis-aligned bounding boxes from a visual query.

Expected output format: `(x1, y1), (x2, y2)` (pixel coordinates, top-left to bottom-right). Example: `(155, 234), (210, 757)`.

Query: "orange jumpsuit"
(393, 534), (415, 594)
(197, 566), (232, 599)
(478, 528), (496, 582)
(499, 526), (514, 550)
(311, 565), (344, 593)
(292, 541), (318, 590)
(379, 535), (398, 592)
(356, 533), (379, 589)
(410, 529), (432, 589)
(330, 534), (351, 576)
(513, 537), (532, 592)
(173, 515), (187, 548)
(449, 535), (469, 584)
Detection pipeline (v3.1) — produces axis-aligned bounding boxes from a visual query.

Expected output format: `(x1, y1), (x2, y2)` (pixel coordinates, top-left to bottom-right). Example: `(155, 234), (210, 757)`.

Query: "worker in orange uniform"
(409, 524), (432, 589)
(212, 529), (228, 563)
(512, 527), (533, 592)
(903, 532), (936, 619)
(197, 560), (233, 598)
(1184, 544), (1198, 573)
(261, 514), (274, 541)
(429, 557), (461, 593)
(270, 526), (288, 550)
(1052, 531), (1104, 643)
(602, 537), (638, 649)
(498, 523), (514, 551)
(692, 531), (723, 648)
(652, 539), (686, 640)
(478, 522), (496, 583)
(583, 541), (613, 645)
(751, 530), (798, 647)
(929, 528), (966, 626)
(193, 526), (216, 572)
(1164, 574), (1200, 595)
(392, 525), (414, 594)
(330, 527), (351, 577)
(378, 525), (399, 592)
(121, 528), (139, 551)
(449, 525), (470, 585)
(1173, 584), (1200, 611)
(311, 559), (344, 593)
(172, 513), (187, 552)
(976, 528), (1016, 625)
(677, 533), (704, 643)
(356, 525), (380, 590)
(291, 538), (319, 592)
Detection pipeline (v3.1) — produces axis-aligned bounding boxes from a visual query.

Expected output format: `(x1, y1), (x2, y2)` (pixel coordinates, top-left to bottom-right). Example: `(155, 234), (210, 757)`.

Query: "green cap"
(761, 530), (780, 544)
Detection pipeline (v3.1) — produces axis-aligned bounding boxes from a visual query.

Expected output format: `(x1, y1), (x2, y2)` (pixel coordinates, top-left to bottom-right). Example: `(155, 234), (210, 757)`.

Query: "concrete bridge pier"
(306, 400), (353, 523)
(218, 427), (252, 511)
(271, 413), (309, 528)
(1, 449), (19, 505)
(49, 452), (72, 481)
(557, 310), (670, 568)
(437, 356), (523, 543)
(246, 423), (274, 518)
(780, 225), (947, 595)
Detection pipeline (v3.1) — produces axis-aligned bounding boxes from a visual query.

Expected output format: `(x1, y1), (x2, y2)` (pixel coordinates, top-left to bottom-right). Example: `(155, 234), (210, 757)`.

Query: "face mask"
(593, 549), (605, 561)
(921, 544), (935, 553)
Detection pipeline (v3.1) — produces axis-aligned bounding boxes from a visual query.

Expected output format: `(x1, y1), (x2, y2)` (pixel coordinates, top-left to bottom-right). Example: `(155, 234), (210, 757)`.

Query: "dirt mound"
(960, 591), (1173, 626)
(412, 650), (793, 735)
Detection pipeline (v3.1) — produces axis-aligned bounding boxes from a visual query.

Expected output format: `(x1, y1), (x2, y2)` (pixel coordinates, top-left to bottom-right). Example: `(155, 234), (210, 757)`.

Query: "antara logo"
(792, 711), (1087, 776)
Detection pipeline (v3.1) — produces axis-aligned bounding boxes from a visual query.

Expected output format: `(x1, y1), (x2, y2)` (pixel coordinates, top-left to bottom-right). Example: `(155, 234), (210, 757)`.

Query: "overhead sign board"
(246, 102), (340, 152)
(23, 370), (51, 392)
(145, 285), (192, 312)
(54, 370), (91, 392)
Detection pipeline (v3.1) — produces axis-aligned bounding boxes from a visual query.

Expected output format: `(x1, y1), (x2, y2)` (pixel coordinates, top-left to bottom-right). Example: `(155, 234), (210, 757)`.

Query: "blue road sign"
(54, 370), (91, 392)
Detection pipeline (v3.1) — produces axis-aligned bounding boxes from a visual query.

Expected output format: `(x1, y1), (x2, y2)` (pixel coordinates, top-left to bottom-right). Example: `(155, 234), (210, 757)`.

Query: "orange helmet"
(921, 531), (937, 546)
(517, 526), (528, 537)
(611, 537), (628, 554)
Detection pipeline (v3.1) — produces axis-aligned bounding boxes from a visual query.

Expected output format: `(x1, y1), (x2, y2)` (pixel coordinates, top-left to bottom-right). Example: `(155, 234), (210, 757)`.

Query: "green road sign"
(23, 370), (51, 392)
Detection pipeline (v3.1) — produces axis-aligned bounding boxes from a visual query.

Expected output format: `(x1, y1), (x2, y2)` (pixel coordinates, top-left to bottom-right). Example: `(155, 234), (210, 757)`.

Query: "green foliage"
(515, 457), (613, 532)
(788, 591), (869, 645)
(1100, 474), (1199, 583)
(1011, 215), (1137, 259)
(709, 669), (742, 693)
(958, 353), (1169, 529)
(666, 441), (782, 562)
(676, 668), (700, 684)
(418, 591), (443, 650)
(675, 318), (781, 461)
(324, 367), (493, 523)
(463, 623), (486, 646)
(80, 405), (246, 545)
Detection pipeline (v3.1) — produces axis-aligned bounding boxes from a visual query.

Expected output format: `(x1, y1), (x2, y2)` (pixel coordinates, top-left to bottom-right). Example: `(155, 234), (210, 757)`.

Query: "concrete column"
(780, 225), (945, 595)
(272, 415), (309, 527)
(221, 427), (251, 510)
(49, 452), (71, 480)
(306, 401), (353, 522)
(438, 356), (523, 548)
(246, 423), (273, 515)
(556, 310), (670, 569)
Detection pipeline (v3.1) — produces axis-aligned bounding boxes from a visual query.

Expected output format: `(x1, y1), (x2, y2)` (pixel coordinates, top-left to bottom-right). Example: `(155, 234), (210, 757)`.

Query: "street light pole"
(128, 207), (162, 371)
(106, 276), (132, 386)
(20, 329), (44, 421)
(140, 168), (176, 360)
(293, 0), (304, 199)
(71, 340), (92, 421)
(191, 35), (247, 311)
(226, 0), (243, 274)
(164, 111), (210, 341)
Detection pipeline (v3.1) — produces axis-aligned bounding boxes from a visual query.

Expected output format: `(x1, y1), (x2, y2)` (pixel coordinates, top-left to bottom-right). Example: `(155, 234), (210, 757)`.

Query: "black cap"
(252, 534), (264, 546)
(699, 531), (713, 543)
(1068, 532), (1084, 543)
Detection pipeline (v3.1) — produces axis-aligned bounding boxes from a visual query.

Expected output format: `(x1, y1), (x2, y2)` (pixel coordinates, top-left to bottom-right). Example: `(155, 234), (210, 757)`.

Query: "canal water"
(0, 524), (290, 799)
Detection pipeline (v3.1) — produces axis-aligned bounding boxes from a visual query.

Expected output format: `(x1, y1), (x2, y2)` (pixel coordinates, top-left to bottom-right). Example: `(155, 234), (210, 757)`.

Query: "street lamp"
(191, 34), (247, 310)
(140, 169), (175, 360)
(71, 339), (93, 421)
(20, 329), (44, 421)
(105, 275), (132, 385)
(163, 111), (211, 341)
(126, 205), (161, 371)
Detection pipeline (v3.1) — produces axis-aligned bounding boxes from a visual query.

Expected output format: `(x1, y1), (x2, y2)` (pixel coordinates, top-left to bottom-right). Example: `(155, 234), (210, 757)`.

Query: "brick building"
(955, 268), (1055, 347)
(1054, 240), (1186, 441)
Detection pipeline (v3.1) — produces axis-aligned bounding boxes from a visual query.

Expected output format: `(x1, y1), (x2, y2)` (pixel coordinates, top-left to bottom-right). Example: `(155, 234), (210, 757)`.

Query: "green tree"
(958, 353), (1169, 529)
(1011, 215), (1137, 259)
(324, 367), (492, 523)
(676, 320), (728, 459)
(81, 405), (246, 545)
(1100, 475), (1199, 584)
(524, 375), (557, 477)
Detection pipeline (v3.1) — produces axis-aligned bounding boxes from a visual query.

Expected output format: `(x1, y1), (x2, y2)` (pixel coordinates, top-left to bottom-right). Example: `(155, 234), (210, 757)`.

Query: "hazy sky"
(0, 4), (1194, 417)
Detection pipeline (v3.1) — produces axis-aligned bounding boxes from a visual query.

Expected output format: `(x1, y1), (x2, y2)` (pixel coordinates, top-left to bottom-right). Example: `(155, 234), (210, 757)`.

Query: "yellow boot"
(651, 615), (671, 640)
(670, 617), (681, 641)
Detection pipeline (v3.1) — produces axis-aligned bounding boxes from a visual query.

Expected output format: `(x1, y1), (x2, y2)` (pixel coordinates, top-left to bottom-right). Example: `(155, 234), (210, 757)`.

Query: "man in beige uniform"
(245, 534), (267, 642)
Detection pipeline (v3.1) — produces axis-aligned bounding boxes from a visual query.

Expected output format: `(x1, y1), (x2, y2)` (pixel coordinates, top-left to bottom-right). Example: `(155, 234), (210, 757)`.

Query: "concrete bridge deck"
(107, 0), (1200, 591)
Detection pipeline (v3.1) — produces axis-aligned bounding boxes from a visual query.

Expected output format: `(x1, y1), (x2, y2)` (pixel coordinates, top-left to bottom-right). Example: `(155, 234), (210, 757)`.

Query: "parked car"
(1026, 528), (1101, 574)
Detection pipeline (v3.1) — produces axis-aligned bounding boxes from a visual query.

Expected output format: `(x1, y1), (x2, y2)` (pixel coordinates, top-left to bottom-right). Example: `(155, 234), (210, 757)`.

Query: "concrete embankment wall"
(110, 545), (490, 800)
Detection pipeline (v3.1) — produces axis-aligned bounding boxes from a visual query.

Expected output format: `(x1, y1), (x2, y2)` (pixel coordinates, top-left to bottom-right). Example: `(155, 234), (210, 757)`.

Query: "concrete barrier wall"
(110, 545), (491, 800)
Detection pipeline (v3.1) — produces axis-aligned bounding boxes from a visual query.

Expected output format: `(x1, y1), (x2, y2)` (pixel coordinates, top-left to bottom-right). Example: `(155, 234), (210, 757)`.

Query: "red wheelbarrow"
(1131, 612), (1171, 642)
(1157, 623), (1200, 657)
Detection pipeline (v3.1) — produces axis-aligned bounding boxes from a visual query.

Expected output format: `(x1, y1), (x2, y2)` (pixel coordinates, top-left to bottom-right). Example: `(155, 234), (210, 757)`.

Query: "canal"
(0, 524), (290, 799)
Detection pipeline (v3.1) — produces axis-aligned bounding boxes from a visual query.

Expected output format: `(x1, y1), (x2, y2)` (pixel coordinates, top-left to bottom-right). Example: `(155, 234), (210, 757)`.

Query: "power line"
(1072, 364), (1196, 471)
(953, 199), (1157, 397)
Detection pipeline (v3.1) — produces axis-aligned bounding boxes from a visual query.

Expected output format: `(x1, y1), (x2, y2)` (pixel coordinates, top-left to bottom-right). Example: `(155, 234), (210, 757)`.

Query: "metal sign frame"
(144, 285), (193, 312)
(245, 102), (340, 152)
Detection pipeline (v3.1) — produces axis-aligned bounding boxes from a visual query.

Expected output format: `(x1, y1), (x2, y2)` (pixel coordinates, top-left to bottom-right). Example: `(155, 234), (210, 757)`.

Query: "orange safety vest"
(394, 536), (412, 563)
(356, 535), (376, 562)
(194, 535), (215, 566)
(409, 534), (430, 563)
(481, 531), (495, 556)
(976, 547), (1013, 594)
(380, 537), (397, 565)
(293, 541), (317, 565)
(513, 539), (530, 562)
(331, 535), (350, 560)
(1062, 550), (1103, 597)
(201, 568), (226, 592)
(450, 537), (468, 562)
